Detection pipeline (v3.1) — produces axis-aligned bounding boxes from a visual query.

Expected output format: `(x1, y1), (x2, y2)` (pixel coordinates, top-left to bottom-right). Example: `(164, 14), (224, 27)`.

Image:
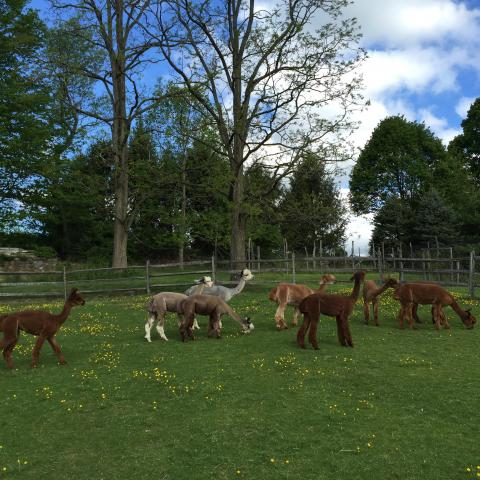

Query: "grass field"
(1, 278), (479, 480)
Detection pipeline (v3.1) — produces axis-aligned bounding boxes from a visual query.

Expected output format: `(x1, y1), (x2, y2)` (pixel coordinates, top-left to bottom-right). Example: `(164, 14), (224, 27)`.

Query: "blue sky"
(30, 0), (480, 254)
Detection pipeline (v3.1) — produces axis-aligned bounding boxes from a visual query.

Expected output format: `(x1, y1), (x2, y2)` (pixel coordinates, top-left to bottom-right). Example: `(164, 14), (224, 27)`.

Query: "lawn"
(0, 278), (479, 480)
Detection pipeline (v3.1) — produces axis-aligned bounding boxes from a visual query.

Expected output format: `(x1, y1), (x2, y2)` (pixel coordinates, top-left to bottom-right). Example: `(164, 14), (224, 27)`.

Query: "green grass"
(1, 279), (479, 480)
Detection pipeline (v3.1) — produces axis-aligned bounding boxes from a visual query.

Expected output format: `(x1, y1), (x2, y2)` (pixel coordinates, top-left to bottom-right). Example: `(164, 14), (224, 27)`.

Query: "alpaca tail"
(0, 314), (8, 332)
(268, 287), (278, 302)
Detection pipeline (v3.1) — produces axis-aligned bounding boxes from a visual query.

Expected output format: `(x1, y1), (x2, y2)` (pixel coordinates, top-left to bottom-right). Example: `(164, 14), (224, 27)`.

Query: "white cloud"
(345, 0), (480, 48)
(455, 96), (476, 118)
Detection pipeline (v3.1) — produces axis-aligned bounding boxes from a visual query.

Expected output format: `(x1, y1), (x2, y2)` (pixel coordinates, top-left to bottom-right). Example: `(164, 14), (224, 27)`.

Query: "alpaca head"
(462, 309), (476, 329)
(240, 269), (254, 281)
(68, 288), (86, 306)
(319, 274), (336, 285)
(383, 278), (399, 288)
(242, 316), (254, 333)
(200, 276), (214, 288)
(350, 271), (365, 282)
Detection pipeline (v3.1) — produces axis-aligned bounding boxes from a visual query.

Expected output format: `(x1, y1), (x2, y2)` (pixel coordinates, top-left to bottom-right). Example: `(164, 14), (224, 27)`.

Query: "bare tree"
(144, 0), (365, 264)
(51, 0), (163, 267)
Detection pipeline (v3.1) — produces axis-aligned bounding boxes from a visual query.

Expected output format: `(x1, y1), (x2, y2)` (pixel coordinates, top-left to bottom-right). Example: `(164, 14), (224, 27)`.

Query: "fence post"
(468, 251), (475, 298)
(63, 266), (67, 300)
(146, 260), (150, 295)
(449, 247), (453, 284)
(456, 260), (460, 285)
(377, 248), (383, 277)
(292, 252), (296, 284)
(211, 256), (216, 282)
(422, 251), (426, 281)
(257, 246), (260, 273)
(399, 244), (404, 282)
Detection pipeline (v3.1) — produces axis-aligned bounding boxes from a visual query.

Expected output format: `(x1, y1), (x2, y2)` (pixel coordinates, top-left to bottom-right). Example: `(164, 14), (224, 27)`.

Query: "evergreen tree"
(279, 155), (347, 254)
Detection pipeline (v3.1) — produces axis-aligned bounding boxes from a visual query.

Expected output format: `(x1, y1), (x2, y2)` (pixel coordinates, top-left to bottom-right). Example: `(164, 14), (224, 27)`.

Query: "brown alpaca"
(0, 288), (85, 369)
(178, 295), (254, 341)
(297, 271), (365, 350)
(269, 274), (336, 330)
(395, 283), (476, 330)
(363, 277), (399, 325)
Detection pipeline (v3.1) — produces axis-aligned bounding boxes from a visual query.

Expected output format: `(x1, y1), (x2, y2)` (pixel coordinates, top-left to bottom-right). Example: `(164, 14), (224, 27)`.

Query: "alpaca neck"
(224, 303), (245, 326)
(54, 301), (74, 324)
(230, 278), (246, 296)
(450, 300), (467, 320)
(193, 283), (207, 295)
(350, 277), (362, 302)
(373, 282), (391, 298)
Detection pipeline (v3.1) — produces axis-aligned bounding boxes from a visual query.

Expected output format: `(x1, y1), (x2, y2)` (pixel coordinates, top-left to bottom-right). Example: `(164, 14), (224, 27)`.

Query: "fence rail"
(0, 252), (478, 299)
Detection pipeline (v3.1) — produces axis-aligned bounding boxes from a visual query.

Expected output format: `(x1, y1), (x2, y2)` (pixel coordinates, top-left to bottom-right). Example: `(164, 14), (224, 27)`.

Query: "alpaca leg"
(432, 304), (442, 330)
(2, 337), (17, 369)
(406, 304), (415, 329)
(47, 337), (67, 365)
(145, 313), (156, 342)
(413, 304), (422, 324)
(155, 314), (168, 341)
(336, 316), (347, 346)
(307, 319), (319, 350)
(3, 339), (18, 369)
(440, 308), (449, 328)
(292, 307), (301, 327)
(363, 301), (370, 324)
(31, 335), (46, 368)
(193, 316), (201, 330)
(296, 315), (310, 349)
(342, 317), (354, 347)
(274, 304), (288, 330)
(373, 299), (379, 326)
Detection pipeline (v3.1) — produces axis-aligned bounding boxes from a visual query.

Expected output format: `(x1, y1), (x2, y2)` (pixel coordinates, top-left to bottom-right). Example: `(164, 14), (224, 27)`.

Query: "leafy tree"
(279, 155), (347, 254)
(0, 0), (51, 225)
(350, 116), (447, 215)
(449, 98), (480, 185)
(147, 0), (366, 263)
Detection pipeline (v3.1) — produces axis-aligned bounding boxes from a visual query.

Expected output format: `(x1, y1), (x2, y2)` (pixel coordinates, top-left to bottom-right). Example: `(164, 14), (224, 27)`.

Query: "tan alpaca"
(0, 288), (85, 369)
(297, 271), (365, 349)
(363, 277), (399, 325)
(178, 295), (254, 341)
(269, 274), (336, 329)
(395, 282), (476, 330)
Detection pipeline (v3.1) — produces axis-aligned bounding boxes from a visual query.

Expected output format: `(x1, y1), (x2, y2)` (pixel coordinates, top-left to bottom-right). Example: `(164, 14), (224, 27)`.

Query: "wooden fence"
(0, 252), (478, 299)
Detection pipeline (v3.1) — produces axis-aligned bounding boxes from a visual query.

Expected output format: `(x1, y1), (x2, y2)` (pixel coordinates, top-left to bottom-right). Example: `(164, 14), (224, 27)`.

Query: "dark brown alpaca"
(297, 271), (365, 349)
(0, 288), (85, 369)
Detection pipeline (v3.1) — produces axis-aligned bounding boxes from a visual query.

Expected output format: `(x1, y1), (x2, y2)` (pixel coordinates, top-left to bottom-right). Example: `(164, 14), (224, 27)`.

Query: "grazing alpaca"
(395, 283), (476, 330)
(269, 274), (336, 330)
(178, 294), (254, 342)
(363, 277), (399, 325)
(297, 271), (365, 350)
(184, 268), (254, 301)
(144, 276), (213, 342)
(0, 288), (85, 369)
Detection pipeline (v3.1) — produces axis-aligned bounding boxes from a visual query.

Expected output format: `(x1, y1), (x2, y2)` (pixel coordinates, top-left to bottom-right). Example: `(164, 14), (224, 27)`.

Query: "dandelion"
(285, 459), (290, 464)
(236, 469), (241, 475)
(270, 458), (275, 463)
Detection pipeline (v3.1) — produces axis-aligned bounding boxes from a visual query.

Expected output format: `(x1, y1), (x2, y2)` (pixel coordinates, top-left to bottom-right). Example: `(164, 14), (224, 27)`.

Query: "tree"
(146, 0), (365, 264)
(0, 0), (50, 225)
(449, 97), (480, 185)
(349, 116), (447, 215)
(410, 190), (459, 246)
(369, 198), (412, 252)
(51, 0), (166, 267)
(279, 154), (347, 254)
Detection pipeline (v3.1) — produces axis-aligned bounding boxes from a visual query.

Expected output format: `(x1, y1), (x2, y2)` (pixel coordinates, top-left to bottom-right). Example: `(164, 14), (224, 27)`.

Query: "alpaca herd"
(0, 267), (477, 369)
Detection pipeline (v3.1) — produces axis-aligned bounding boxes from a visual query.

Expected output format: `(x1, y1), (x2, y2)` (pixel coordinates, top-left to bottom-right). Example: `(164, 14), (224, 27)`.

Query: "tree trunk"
(230, 168), (246, 266)
(111, 38), (130, 268)
(178, 149), (187, 269)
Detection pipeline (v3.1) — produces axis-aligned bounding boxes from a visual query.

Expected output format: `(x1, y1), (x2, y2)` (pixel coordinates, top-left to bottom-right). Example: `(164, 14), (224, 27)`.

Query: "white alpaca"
(144, 276), (213, 342)
(185, 268), (253, 301)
